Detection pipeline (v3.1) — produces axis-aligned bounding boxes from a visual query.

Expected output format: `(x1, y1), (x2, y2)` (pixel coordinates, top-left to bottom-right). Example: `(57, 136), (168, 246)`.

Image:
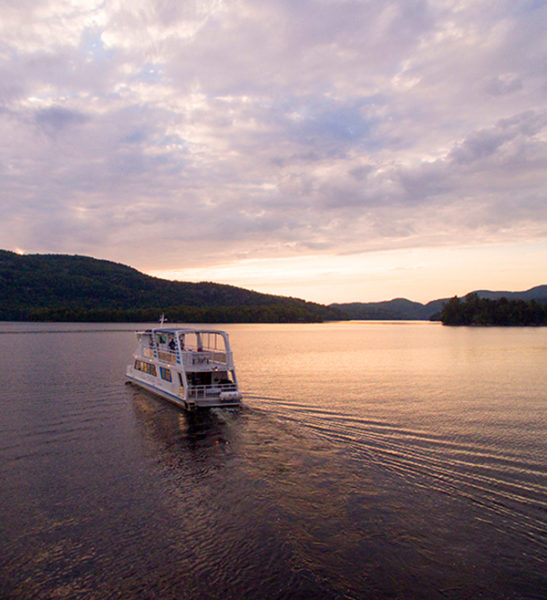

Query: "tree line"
(0, 303), (342, 323)
(440, 294), (547, 326)
(0, 250), (342, 322)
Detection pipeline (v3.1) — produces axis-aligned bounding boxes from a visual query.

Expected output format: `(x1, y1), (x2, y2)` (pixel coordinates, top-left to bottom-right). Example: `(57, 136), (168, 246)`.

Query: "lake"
(0, 321), (545, 599)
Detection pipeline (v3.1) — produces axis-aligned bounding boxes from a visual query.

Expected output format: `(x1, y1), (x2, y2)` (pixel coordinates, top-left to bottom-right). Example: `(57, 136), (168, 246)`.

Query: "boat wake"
(242, 392), (546, 556)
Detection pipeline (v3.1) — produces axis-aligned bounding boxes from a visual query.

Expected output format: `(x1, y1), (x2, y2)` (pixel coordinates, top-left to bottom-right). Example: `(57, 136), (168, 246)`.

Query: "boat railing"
(154, 350), (174, 363)
(143, 347), (178, 363)
(188, 382), (237, 399)
(141, 346), (232, 367)
(182, 350), (230, 367)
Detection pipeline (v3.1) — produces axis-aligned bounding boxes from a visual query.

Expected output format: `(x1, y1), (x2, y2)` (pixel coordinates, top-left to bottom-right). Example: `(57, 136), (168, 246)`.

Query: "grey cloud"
(448, 111), (545, 165)
(498, 111), (545, 137)
(397, 161), (450, 199)
(485, 74), (523, 96)
(0, 0), (545, 268)
(163, 0), (433, 98)
(449, 129), (510, 165)
(34, 106), (88, 134)
(348, 165), (373, 181)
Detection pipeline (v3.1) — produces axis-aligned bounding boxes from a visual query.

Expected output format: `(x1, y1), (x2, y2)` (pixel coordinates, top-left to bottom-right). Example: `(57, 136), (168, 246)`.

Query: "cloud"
(0, 0), (545, 278)
(485, 73), (523, 96)
(448, 111), (545, 165)
(34, 106), (88, 136)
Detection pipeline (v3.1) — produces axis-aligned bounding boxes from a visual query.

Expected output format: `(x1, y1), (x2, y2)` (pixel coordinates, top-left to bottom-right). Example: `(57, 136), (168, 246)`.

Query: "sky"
(1, 0), (546, 303)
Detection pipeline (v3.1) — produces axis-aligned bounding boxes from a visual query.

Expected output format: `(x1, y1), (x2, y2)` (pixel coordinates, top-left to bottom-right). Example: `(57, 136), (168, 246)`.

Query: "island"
(440, 293), (547, 326)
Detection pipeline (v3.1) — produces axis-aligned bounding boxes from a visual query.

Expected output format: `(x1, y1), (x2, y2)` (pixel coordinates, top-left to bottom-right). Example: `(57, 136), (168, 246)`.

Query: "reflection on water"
(0, 322), (545, 599)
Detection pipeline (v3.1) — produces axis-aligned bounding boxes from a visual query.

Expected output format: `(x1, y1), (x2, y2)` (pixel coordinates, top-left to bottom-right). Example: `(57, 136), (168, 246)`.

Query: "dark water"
(0, 322), (545, 599)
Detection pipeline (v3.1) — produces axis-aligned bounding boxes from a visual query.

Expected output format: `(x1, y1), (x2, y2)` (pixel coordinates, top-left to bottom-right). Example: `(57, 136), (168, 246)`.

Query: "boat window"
(185, 332), (199, 351)
(134, 360), (157, 376)
(200, 332), (223, 352)
(160, 367), (172, 382)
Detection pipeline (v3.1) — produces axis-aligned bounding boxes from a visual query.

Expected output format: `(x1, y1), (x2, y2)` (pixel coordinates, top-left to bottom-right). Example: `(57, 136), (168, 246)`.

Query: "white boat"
(126, 326), (242, 410)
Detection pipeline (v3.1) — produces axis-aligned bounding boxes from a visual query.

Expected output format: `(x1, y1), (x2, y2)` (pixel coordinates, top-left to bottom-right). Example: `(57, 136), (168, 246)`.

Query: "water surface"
(0, 321), (545, 599)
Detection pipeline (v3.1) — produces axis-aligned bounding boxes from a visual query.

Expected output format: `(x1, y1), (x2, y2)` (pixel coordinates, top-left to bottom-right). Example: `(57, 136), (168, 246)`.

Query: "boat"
(126, 326), (242, 410)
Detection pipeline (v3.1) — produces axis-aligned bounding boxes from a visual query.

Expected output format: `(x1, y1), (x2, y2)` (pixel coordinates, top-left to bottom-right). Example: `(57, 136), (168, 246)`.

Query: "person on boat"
(169, 338), (176, 350)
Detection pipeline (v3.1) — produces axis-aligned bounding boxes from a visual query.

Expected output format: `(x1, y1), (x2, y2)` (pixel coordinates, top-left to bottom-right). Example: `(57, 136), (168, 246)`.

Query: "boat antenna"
(159, 313), (167, 326)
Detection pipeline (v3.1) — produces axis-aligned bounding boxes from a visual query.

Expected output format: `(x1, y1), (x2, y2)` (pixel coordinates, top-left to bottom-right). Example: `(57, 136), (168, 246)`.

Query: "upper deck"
(135, 328), (234, 370)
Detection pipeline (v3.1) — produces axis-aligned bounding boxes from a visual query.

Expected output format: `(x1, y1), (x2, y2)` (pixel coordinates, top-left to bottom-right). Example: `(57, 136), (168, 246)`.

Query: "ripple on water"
(244, 393), (547, 552)
(1, 323), (546, 600)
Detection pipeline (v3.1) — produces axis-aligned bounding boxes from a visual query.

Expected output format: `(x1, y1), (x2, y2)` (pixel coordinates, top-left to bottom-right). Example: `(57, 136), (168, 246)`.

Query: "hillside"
(0, 250), (342, 322)
(440, 293), (547, 326)
(331, 286), (547, 321)
(329, 298), (425, 320)
(2, 250), (544, 323)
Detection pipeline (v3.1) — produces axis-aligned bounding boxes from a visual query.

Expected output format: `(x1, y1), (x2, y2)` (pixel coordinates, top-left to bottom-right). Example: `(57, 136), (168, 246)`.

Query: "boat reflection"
(129, 387), (243, 468)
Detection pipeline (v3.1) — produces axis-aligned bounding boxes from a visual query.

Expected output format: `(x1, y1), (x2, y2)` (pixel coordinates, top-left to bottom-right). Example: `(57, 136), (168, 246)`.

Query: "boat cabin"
(126, 327), (242, 409)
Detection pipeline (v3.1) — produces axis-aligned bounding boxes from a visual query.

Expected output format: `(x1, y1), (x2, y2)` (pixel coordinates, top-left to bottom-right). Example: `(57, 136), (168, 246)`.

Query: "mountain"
(0, 250), (342, 322)
(1, 249), (544, 323)
(329, 298), (425, 320)
(469, 286), (547, 302)
(331, 286), (547, 321)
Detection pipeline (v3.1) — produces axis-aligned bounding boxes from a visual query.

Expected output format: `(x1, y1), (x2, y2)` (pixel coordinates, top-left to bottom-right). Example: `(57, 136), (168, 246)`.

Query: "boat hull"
(126, 373), (242, 410)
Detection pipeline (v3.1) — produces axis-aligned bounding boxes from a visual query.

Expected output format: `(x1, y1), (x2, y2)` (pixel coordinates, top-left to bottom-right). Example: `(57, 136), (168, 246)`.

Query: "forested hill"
(0, 250), (342, 322)
(440, 293), (547, 326)
(330, 286), (547, 321)
(2, 250), (545, 323)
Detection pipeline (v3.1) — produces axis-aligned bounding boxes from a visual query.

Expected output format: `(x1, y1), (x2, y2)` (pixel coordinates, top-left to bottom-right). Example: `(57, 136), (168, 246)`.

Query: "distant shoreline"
(1, 250), (545, 324)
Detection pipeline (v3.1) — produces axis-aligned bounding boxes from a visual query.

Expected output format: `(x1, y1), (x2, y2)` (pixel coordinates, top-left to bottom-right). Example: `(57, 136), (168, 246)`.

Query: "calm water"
(0, 321), (545, 599)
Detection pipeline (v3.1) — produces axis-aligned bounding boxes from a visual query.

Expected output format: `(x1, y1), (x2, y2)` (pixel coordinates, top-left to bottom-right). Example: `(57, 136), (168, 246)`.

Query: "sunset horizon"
(5, 245), (545, 306)
(2, 1), (545, 305)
